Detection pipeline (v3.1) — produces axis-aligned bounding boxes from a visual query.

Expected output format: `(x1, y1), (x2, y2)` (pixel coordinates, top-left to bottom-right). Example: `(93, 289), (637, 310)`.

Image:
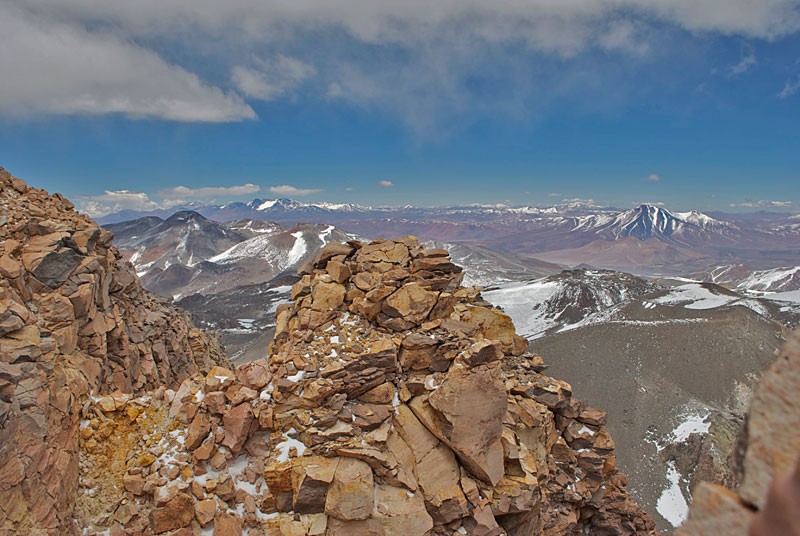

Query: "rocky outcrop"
(0, 168), (227, 534)
(74, 235), (655, 535)
(678, 328), (800, 535)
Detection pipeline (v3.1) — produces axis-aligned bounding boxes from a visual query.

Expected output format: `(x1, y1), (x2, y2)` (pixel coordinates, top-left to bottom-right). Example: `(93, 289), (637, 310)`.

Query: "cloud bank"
(2, 0), (800, 126)
(75, 182), (262, 216)
(269, 185), (323, 196)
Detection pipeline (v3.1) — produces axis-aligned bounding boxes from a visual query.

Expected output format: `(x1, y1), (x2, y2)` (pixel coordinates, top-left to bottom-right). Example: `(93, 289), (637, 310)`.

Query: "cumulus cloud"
(0, 3), (255, 122)
(268, 184), (323, 196)
(74, 190), (162, 216)
(75, 182), (263, 216)
(377, 180), (395, 187)
(647, 173), (661, 182)
(730, 199), (793, 208)
(231, 55), (316, 101)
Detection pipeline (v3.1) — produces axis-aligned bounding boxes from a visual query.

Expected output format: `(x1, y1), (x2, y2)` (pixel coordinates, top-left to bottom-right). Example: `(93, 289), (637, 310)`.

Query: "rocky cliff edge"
(0, 168), (228, 533)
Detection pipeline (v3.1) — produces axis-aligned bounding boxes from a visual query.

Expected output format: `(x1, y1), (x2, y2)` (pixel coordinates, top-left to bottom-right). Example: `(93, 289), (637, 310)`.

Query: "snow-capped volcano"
(613, 205), (684, 240)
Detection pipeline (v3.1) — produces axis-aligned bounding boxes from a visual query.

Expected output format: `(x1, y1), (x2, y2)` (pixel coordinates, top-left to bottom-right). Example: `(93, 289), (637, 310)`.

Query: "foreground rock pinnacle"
(108, 237), (654, 535)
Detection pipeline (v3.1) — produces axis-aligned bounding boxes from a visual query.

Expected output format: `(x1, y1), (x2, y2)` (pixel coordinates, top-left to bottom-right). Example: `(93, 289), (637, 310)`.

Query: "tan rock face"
(679, 328), (800, 535)
(0, 168), (228, 535)
(325, 458), (375, 521)
(425, 363), (507, 485)
(382, 282), (438, 323)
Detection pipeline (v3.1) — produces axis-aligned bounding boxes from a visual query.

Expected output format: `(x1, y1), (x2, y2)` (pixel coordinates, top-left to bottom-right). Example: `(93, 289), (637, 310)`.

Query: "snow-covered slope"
(690, 264), (800, 293)
(483, 269), (661, 338)
(105, 210), (246, 273)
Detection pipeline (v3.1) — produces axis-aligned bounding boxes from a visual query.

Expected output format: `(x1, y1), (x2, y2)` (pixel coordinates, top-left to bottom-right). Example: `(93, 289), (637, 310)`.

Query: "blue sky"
(1, 1), (799, 215)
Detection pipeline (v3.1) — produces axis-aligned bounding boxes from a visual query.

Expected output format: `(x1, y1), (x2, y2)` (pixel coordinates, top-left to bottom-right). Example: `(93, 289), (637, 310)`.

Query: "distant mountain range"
(101, 198), (800, 277)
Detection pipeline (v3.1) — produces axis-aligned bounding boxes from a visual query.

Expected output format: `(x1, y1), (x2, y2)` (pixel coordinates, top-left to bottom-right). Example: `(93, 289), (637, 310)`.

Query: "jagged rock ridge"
(0, 168), (228, 533)
(75, 236), (656, 535)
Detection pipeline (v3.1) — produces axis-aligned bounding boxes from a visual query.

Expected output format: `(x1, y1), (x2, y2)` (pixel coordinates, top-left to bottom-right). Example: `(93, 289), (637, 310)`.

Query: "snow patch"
(653, 284), (736, 310)
(656, 462), (689, 527)
(287, 231), (307, 266)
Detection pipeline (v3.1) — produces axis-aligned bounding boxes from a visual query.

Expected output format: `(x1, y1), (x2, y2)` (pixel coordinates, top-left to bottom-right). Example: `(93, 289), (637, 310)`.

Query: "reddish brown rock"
(194, 499), (216, 526)
(186, 413), (211, 450)
(213, 511), (242, 535)
(150, 493), (194, 534)
(222, 403), (255, 453)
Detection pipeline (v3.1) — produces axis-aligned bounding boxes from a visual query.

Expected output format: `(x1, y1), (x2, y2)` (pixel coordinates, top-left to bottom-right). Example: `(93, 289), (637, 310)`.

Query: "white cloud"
(729, 48), (757, 76)
(4, 0), (800, 127)
(269, 184), (323, 196)
(75, 190), (162, 216)
(730, 199), (793, 208)
(231, 55), (316, 101)
(647, 173), (661, 182)
(159, 183), (261, 199)
(778, 76), (800, 98)
(0, 4), (255, 122)
(548, 192), (562, 197)
(76, 183), (262, 216)
(377, 180), (395, 187)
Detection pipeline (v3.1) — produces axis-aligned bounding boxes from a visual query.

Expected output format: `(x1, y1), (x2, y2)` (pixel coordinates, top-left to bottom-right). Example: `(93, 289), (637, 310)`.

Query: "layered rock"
(82, 236), (655, 535)
(0, 168), (227, 533)
(678, 328), (800, 535)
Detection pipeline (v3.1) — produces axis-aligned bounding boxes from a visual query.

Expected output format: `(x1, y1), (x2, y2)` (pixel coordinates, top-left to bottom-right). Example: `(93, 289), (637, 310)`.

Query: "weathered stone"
(359, 383), (395, 404)
(222, 403), (255, 453)
(206, 366), (236, 391)
(459, 340), (503, 367)
(415, 444), (469, 524)
(311, 281), (346, 312)
(213, 511), (242, 535)
(186, 413), (211, 450)
(150, 493), (194, 534)
(381, 283), (437, 324)
(326, 260), (351, 283)
(325, 458), (374, 521)
(374, 484), (434, 535)
(236, 358), (271, 390)
(676, 483), (753, 536)
(314, 242), (355, 267)
(423, 364), (507, 485)
(292, 457), (339, 514)
(461, 305), (528, 356)
(739, 331), (800, 508)
(30, 245), (83, 288)
(194, 498), (216, 526)
(399, 333), (438, 371)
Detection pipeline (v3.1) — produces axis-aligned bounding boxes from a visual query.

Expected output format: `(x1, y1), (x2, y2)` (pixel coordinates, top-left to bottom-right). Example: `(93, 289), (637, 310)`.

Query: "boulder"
(221, 403), (255, 453)
(325, 458), (374, 521)
(381, 283), (437, 325)
(150, 493), (194, 534)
